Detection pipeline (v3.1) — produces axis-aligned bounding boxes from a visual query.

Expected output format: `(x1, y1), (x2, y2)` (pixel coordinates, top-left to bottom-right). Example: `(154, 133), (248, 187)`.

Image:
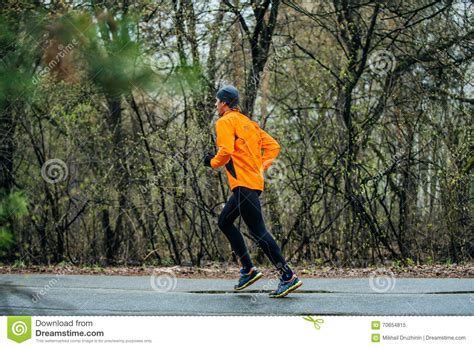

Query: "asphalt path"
(1, 274), (473, 315)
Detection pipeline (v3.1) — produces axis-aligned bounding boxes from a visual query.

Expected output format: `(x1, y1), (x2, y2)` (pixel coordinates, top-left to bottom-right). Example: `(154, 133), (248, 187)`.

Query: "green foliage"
(404, 257), (415, 267)
(45, 11), (156, 99)
(0, 191), (28, 219)
(0, 228), (13, 251)
(0, 11), (43, 108)
(0, 191), (28, 255)
(391, 258), (416, 268)
(314, 258), (324, 267)
(391, 259), (402, 269)
(165, 64), (206, 95)
(82, 263), (105, 272)
(11, 259), (27, 269)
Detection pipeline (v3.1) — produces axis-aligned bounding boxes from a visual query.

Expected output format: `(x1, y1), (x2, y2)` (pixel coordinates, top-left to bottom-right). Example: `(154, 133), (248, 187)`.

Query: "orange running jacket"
(210, 110), (280, 191)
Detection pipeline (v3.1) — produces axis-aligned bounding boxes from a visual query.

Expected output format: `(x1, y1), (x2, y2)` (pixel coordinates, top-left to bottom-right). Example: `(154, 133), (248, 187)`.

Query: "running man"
(203, 85), (303, 298)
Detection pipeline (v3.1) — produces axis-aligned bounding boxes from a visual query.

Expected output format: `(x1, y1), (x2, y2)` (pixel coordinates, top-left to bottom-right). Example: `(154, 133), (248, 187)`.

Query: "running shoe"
(269, 275), (303, 298)
(234, 267), (263, 290)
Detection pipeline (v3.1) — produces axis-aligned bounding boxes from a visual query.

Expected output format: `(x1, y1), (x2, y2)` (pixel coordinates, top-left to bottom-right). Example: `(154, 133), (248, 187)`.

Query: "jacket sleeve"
(210, 118), (235, 169)
(260, 128), (280, 171)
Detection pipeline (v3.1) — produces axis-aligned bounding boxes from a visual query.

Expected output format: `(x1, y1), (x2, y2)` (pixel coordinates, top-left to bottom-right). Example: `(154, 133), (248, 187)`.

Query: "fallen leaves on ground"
(0, 263), (472, 278)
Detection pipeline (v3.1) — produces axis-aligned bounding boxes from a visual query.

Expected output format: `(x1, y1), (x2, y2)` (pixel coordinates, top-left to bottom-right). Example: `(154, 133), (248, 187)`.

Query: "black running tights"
(217, 186), (292, 277)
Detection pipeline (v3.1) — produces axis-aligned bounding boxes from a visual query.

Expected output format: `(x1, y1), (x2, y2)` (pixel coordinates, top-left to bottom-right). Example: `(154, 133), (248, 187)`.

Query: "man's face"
(215, 98), (226, 116)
